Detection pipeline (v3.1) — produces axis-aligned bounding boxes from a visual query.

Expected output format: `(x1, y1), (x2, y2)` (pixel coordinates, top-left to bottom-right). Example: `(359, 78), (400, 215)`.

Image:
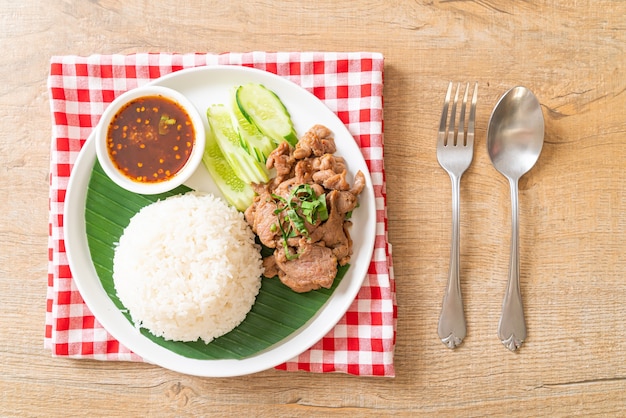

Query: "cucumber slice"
(206, 104), (270, 184)
(236, 83), (299, 147)
(230, 90), (275, 163)
(202, 129), (255, 212)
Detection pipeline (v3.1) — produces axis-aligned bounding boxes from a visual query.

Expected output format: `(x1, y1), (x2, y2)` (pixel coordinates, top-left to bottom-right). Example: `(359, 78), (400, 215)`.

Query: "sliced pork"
(245, 124), (365, 292)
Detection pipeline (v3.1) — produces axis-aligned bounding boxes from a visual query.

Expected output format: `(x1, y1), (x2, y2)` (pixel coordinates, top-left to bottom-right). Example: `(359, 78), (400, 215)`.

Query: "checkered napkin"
(45, 52), (395, 377)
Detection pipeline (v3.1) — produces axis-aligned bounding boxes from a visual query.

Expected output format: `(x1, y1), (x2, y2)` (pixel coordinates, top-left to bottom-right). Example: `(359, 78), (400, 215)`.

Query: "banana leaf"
(85, 161), (346, 360)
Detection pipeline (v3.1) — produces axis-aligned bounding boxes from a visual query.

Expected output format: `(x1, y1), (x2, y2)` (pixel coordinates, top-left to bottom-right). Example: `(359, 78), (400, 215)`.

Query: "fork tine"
(458, 83), (469, 146)
(466, 83), (478, 147)
(438, 82), (453, 146)
(447, 83), (460, 146)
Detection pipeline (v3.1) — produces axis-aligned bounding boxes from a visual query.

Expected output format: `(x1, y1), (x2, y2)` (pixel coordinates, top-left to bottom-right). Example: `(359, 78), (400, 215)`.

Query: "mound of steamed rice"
(112, 192), (263, 344)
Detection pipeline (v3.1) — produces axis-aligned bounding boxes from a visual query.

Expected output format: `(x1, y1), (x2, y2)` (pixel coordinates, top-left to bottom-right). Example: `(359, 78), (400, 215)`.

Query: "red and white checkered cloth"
(45, 52), (395, 377)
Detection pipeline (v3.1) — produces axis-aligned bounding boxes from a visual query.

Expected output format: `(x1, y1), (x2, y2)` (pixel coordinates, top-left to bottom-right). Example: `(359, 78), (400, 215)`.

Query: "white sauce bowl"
(95, 85), (205, 195)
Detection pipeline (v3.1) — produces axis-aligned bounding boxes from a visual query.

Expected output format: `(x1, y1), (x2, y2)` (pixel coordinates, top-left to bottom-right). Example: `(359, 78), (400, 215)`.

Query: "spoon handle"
(438, 175), (467, 348)
(498, 178), (527, 351)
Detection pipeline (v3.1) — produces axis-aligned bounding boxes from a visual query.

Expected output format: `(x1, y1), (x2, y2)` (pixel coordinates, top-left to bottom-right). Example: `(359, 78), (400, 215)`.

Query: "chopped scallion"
(270, 183), (329, 260)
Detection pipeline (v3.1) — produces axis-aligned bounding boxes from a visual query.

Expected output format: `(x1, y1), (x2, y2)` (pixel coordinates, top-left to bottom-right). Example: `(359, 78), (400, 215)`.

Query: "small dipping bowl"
(95, 85), (205, 195)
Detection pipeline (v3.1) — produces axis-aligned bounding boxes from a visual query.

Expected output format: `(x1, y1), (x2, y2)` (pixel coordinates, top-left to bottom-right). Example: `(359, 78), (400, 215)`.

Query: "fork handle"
(438, 175), (467, 348)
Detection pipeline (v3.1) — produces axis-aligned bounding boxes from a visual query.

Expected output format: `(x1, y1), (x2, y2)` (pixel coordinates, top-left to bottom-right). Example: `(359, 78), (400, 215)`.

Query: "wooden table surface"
(2, 1), (625, 416)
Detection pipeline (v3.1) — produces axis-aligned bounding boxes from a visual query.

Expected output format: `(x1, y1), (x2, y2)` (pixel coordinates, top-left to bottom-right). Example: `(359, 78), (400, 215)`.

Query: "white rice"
(112, 192), (263, 344)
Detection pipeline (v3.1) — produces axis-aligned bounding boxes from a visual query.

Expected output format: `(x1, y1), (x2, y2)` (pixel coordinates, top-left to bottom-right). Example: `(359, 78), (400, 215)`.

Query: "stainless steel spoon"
(487, 86), (544, 351)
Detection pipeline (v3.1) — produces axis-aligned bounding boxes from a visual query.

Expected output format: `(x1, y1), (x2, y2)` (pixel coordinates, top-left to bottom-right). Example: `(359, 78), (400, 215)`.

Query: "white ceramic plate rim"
(64, 65), (376, 377)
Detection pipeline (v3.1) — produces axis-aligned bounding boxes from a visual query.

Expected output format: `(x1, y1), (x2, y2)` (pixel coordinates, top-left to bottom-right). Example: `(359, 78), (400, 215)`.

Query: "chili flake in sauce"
(107, 95), (195, 183)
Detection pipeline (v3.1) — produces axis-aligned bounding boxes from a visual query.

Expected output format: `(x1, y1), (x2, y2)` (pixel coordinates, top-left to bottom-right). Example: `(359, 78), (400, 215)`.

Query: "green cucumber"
(230, 89), (276, 163)
(201, 129), (255, 212)
(206, 104), (270, 184)
(235, 83), (299, 147)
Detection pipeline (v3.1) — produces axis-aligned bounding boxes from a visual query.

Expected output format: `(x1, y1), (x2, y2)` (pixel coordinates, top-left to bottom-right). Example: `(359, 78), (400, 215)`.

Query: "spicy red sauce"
(107, 95), (195, 183)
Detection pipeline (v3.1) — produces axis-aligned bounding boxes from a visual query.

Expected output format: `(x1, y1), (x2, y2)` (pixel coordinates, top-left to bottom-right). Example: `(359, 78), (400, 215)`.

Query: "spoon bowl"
(487, 86), (544, 351)
(488, 87), (544, 180)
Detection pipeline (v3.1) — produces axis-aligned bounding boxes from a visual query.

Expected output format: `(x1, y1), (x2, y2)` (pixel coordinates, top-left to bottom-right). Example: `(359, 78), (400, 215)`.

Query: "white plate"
(64, 65), (376, 377)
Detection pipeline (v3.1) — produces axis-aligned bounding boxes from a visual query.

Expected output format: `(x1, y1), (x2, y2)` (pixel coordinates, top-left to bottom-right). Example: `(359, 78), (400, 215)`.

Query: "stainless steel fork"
(436, 82), (478, 349)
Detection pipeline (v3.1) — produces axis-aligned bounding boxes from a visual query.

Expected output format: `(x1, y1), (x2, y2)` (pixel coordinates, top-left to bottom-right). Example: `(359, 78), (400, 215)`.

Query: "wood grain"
(1, 0), (625, 416)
